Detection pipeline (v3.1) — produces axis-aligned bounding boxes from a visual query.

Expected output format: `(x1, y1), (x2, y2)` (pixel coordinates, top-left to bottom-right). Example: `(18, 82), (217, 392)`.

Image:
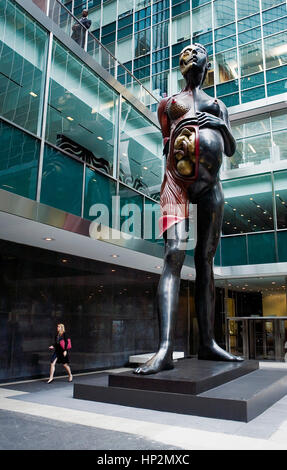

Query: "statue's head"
(179, 43), (211, 85)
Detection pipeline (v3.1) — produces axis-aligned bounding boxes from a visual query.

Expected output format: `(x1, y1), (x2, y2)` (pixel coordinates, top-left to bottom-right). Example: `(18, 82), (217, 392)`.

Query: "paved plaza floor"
(0, 362), (287, 451)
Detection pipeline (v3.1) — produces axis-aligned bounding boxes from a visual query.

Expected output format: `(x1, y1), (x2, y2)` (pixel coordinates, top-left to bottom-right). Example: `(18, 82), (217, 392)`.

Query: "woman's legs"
(63, 363), (73, 381)
(134, 219), (188, 374)
(47, 358), (57, 383)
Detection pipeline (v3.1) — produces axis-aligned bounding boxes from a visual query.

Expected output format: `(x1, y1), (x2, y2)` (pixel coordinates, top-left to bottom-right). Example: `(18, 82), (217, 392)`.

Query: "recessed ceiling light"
(29, 91), (38, 97)
(155, 266), (161, 269)
(188, 274), (193, 277)
(97, 136), (103, 140)
(67, 116), (74, 121)
(43, 237), (55, 241)
(143, 166), (148, 170)
(111, 269), (116, 272)
(111, 254), (119, 258)
(62, 259), (68, 263)
(250, 197), (253, 200)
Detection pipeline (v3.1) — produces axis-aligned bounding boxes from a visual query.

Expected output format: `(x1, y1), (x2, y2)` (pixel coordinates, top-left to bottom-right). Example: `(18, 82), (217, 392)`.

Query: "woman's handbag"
(60, 338), (72, 350)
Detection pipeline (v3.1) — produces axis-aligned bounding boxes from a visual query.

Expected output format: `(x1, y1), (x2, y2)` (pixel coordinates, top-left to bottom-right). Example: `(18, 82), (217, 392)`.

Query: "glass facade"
(0, 0), (163, 241)
(60, 0), (287, 106)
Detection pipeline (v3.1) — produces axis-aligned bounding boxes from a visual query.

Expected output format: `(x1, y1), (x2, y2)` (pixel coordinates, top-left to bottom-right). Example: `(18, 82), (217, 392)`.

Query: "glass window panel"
(231, 114), (270, 139)
(241, 86), (265, 103)
(222, 174), (274, 235)
(0, 120), (39, 199)
(248, 233), (276, 264)
(266, 65), (287, 83)
(262, 4), (287, 23)
(273, 130), (287, 163)
(203, 58), (214, 87)
(241, 72), (264, 89)
(40, 145), (83, 216)
(239, 41), (263, 76)
(277, 231), (287, 261)
(214, 24), (236, 40)
(216, 80), (238, 95)
(214, 0), (235, 27)
(46, 41), (118, 177)
(263, 17), (287, 36)
(153, 22), (169, 50)
(84, 166), (116, 227)
(215, 49), (238, 83)
(271, 109), (287, 131)
(267, 79), (287, 97)
(236, 0), (260, 19)
(135, 29), (151, 56)
(219, 93), (239, 107)
(215, 36), (237, 53)
(152, 71), (169, 98)
(238, 27), (261, 45)
(172, 1), (190, 17)
(226, 133), (272, 170)
(102, 0), (117, 26)
(274, 171), (287, 229)
(117, 37), (134, 63)
(117, 0), (133, 16)
(221, 236), (248, 266)
(261, 0), (284, 9)
(119, 184), (143, 238)
(192, 5), (213, 36)
(264, 33), (287, 69)
(238, 14), (260, 32)
(119, 100), (162, 200)
(0, 0), (48, 135)
(172, 12), (191, 43)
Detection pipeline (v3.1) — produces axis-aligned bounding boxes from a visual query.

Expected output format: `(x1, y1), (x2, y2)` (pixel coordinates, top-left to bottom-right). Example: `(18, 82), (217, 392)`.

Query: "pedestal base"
(73, 358), (287, 422)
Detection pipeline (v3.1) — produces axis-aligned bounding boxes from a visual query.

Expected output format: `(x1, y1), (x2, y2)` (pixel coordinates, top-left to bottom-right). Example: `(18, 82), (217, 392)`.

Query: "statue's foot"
(133, 349), (174, 375)
(198, 340), (244, 362)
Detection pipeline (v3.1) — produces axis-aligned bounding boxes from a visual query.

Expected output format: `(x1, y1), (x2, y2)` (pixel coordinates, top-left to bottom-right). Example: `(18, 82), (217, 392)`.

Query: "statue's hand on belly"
(196, 111), (225, 131)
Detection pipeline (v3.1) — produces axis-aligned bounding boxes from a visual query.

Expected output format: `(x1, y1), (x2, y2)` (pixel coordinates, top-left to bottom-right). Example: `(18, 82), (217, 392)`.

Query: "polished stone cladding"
(0, 239), (190, 382)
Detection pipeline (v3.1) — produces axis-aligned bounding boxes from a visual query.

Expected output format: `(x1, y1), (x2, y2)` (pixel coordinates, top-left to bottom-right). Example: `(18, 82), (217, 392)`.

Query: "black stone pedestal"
(73, 358), (287, 422)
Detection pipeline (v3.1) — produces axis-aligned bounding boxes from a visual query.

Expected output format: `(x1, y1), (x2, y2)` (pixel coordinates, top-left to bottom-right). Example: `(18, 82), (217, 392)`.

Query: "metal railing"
(31, 0), (159, 108)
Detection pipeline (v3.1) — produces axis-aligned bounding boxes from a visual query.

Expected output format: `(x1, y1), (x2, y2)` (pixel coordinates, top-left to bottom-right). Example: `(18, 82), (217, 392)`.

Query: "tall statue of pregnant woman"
(134, 43), (243, 375)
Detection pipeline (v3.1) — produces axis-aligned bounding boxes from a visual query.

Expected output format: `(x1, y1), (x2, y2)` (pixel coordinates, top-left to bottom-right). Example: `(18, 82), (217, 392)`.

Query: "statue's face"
(179, 44), (208, 78)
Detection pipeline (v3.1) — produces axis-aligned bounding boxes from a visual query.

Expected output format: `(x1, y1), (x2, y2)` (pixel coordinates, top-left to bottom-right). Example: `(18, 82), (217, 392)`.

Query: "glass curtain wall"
(0, 0), (164, 244)
(222, 108), (287, 173)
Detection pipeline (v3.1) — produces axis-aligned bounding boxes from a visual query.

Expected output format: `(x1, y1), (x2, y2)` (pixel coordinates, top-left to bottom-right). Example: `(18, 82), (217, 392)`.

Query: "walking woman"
(47, 323), (73, 383)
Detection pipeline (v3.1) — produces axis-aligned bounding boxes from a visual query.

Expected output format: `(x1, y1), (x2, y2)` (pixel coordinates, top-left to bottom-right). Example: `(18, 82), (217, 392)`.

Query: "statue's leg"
(195, 184), (243, 361)
(134, 219), (188, 375)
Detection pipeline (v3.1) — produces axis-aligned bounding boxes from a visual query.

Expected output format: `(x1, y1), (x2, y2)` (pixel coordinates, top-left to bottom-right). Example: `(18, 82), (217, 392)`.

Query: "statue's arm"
(196, 100), (236, 157)
(157, 98), (171, 156)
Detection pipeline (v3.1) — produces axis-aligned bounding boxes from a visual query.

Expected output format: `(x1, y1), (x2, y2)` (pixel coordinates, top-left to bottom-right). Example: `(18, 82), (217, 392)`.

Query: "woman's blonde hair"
(57, 323), (65, 334)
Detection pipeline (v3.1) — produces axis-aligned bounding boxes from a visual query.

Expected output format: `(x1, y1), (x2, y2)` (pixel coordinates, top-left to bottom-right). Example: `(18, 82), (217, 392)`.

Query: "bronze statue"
(135, 43), (243, 375)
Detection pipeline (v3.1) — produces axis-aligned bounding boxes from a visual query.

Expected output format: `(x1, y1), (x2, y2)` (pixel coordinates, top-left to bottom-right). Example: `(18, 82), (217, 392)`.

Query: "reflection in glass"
(0, 0), (48, 135)
(119, 100), (162, 201)
(172, 12), (191, 44)
(222, 174), (274, 235)
(40, 145), (83, 216)
(153, 21), (169, 50)
(236, 0), (259, 19)
(274, 171), (287, 229)
(84, 166), (116, 228)
(119, 184), (143, 238)
(0, 120), (39, 199)
(192, 5), (213, 36)
(215, 49), (238, 83)
(46, 40), (118, 177)
(239, 41), (263, 77)
(264, 33), (287, 70)
(135, 29), (151, 57)
(213, 0), (235, 27)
